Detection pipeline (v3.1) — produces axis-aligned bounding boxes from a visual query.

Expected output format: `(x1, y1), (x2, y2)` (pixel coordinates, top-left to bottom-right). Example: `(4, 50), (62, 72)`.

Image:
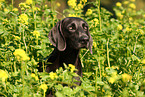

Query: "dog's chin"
(72, 43), (89, 50)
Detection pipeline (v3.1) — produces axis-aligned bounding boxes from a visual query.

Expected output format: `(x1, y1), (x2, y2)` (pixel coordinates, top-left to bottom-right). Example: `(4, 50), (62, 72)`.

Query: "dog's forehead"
(62, 17), (87, 25)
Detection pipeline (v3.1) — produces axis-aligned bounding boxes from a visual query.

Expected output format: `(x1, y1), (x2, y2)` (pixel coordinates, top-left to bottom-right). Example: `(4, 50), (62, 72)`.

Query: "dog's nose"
(79, 36), (89, 43)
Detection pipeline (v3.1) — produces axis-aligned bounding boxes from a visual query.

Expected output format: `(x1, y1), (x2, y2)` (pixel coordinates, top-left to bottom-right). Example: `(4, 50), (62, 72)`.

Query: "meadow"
(0, 0), (145, 96)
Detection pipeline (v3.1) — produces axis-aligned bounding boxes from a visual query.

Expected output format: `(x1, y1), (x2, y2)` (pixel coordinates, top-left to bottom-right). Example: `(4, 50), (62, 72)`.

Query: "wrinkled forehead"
(62, 17), (88, 27)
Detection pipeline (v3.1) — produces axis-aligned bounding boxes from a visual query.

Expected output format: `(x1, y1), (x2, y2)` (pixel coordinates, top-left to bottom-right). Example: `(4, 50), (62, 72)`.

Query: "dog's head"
(48, 17), (93, 54)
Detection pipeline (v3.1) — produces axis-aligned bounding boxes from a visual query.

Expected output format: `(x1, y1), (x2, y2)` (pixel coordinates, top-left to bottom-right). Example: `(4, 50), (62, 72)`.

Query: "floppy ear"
(48, 21), (66, 51)
(88, 30), (93, 54)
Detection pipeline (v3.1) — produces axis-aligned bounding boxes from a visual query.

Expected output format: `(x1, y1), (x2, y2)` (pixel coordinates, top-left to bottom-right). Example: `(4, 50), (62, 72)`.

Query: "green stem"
(98, 0), (102, 32)
(51, 0), (54, 27)
(32, 1), (36, 30)
(14, 61), (16, 72)
(44, 90), (45, 97)
(95, 67), (98, 97)
(107, 38), (110, 68)
(21, 61), (25, 97)
(98, 53), (101, 79)
(11, 0), (13, 10)
(81, 49), (89, 67)
(137, 67), (140, 80)
(3, 82), (8, 93)
(133, 36), (138, 54)
(0, 92), (7, 97)
(23, 26), (27, 52)
(43, 61), (45, 72)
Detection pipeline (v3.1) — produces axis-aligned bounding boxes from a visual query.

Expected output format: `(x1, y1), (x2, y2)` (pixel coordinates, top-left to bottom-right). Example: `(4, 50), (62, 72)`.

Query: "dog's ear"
(88, 30), (93, 54)
(48, 21), (66, 51)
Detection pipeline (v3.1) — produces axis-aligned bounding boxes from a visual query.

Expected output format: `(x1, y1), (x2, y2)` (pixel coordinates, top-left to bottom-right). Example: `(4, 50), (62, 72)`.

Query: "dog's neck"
(58, 46), (80, 65)
(47, 46), (82, 76)
(59, 46), (82, 76)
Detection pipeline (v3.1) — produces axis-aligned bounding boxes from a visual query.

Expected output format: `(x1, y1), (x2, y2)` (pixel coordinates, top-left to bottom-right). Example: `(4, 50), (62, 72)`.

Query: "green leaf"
(55, 91), (64, 97)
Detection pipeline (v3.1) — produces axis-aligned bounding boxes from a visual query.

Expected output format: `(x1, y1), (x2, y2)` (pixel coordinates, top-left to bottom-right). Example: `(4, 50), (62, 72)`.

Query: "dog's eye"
(68, 23), (76, 32)
(68, 25), (76, 31)
(68, 26), (73, 30)
(82, 23), (88, 31)
(83, 26), (88, 30)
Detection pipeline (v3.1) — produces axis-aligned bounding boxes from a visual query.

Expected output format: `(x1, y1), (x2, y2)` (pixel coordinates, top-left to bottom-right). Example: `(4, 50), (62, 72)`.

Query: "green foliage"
(0, 0), (145, 96)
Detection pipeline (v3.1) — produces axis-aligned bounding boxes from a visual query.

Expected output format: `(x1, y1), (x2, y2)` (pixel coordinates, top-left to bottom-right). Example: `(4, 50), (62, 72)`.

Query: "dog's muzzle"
(79, 36), (89, 48)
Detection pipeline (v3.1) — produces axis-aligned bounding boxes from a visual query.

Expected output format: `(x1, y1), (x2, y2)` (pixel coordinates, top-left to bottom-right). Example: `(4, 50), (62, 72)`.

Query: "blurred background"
(6, 0), (145, 18)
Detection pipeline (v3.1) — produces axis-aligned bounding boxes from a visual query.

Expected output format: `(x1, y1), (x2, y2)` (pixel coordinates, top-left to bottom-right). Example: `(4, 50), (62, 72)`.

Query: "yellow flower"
(143, 14), (145, 18)
(19, 2), (30, 10)
(127, 8), (132, 12)
(0, 3), (2, 9)
(116, 13), (123, 19)
(111, 66), (119, 70)
(74, 7), (79, 10)
(81, 0), (87, 3)
(40, 84), (48, 92)
(123, 1), (129, 5)
(56, 2), (60, 7)
(26, 0), (32, 5)
(0, 0), (5, 2)
(129, 17), (133, 21)
(18, 14), (28, 25)
(93, 42), (97, 48)
(19, 3), (27, 8)
(116, 2), (122, 7)
(31, 73), (39, 80)
(102, 89), (105, 92)
(86, 9), (92, 15)
(134, 22), (139, 26)
(49, 72), (58, 80)
(122, 73), (132, 82)
(32, 30), (40, 38)
(141, 59), (145, 64)
(4, 8), (9, 12)
(68, 14), (77, 17)
(69, 64), (75, 72)
(34, 7), (40, 11)
(130, 0), (135, 2)
(31, 73), (36, 77)
(109, 77), (116, 84)
(77, 3), (83, 9)
(68, 0), (77, 8)
(28, 9), (32, 12)
(14, 49), (30, 61)
(14, 36), (20, 40)
(2, 19), (8, 24)
(12, 8), (18, 12)
(126, 27), (131, 32)
(129, 3), (136, 9)
(44, 4), (47, 8)
(112, 71), (117, 76)
(137, 29), (144, 35)
(93, 18), (99, 26)
(0, 69), (8, 82)
(122, 10), (125, 14)
(117, 24), (123, 30)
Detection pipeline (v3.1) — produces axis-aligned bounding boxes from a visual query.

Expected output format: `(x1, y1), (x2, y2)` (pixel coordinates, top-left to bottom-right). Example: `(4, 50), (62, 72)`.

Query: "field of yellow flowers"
(0, 0), (145, 96)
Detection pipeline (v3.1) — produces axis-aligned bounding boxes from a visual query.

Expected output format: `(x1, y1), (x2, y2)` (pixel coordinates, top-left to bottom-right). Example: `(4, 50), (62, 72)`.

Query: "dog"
(38, 17), (93, 96)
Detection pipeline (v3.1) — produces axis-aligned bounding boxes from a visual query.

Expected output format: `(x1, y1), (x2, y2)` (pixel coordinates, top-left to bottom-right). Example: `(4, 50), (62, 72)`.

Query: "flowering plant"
(0, 0), (145, 96)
